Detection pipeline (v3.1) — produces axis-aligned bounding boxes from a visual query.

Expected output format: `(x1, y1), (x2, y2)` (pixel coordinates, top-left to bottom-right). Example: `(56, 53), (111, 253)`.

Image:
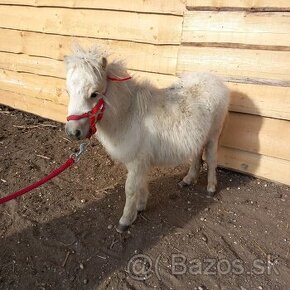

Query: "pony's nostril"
(75, 129), (81, 138)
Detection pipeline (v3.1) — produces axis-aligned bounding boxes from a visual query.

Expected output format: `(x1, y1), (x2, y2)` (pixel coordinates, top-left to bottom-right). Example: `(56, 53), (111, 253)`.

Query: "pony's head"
(64, 45), (108, 140)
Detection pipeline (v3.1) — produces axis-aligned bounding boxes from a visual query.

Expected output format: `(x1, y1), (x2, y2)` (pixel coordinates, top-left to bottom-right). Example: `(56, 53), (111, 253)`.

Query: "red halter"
(66, 76), (131, 139)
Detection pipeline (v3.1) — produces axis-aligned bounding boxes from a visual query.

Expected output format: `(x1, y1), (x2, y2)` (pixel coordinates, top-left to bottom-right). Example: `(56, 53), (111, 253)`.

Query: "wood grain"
(177, 46), (290, 82)
(0, 29), (179, 75)
(0, 89), (66, 122)
(182, 11), (290, 47)
(0, 69), (67, 105)
(221, 113), (290, 161)
(0, 0), (185, 15)
(218, 146), (290, 186)
(228, 82), (290, 120)
(0, 5), (183, 45)
(187, 0), (290, 9)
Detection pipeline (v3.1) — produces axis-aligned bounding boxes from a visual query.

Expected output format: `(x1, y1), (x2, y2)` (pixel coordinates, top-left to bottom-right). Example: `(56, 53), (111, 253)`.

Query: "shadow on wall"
(218, 88), (263, 181)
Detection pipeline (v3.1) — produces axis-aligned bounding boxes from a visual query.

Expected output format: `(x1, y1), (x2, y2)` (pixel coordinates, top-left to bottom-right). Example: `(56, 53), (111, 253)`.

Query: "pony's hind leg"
(205, 137), (219, 193)
(179, 151), (202, 188)
(137, 178), (149, 212)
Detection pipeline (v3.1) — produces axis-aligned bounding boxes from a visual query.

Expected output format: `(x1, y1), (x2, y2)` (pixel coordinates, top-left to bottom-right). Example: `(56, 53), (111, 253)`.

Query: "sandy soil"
(0, 105), (289, 290)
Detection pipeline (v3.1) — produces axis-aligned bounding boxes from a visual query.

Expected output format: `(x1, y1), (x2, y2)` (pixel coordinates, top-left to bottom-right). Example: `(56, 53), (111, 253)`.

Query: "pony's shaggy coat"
(65, 46), (230, 232)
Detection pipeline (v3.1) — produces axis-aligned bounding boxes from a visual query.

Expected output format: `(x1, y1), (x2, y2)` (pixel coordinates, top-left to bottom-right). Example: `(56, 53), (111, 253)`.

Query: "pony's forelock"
(65, 44), (109, 80)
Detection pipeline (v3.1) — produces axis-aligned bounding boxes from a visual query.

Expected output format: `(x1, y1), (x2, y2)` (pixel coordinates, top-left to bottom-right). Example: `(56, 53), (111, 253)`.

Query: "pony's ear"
(101, 57), (107, 70)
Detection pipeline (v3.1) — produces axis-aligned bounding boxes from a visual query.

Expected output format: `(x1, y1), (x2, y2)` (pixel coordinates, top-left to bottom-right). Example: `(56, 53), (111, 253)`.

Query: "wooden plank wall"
(184, 0), (290, 185)
(0, 0), (182, 122)
(0, 0), (290, 185)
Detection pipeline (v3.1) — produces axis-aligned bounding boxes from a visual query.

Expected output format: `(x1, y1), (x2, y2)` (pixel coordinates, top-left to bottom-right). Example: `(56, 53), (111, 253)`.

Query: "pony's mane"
(65, 44), (129, 80)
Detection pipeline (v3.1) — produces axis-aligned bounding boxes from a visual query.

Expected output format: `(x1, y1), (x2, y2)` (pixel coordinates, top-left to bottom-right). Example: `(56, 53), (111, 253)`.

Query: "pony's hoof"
(207, 184), (216, 194)
(178, 180), (190, 189)
(116, 223), (130, 233)
(137, 203), (146, 212)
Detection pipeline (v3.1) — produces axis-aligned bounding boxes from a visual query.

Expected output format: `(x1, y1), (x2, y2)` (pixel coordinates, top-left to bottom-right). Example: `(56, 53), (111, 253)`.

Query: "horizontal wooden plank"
(0, 89), (66, 122)
(218, 146), (290, 186)
(0, 51), (64, 78)
(0, 52), (177, 88)
(0, 29), (179, 75)
(228, 82), (290, 120)
(0, 69), (67, 105)
(221, 113), (290, 161)
(177, 46), (290, 82)
(0, 5), (183, 45)
(0, 0), (185, 15)
(182, 11), (290, 47)
(187, 0), (290, 9)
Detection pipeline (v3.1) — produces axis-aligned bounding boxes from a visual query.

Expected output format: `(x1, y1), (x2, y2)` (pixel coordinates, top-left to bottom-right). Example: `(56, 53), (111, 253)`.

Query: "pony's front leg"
(117, 162), (148, 233)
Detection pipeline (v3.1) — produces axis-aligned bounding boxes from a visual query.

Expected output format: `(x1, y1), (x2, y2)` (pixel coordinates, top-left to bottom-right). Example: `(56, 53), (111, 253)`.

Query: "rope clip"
(71, 142), (89, 162)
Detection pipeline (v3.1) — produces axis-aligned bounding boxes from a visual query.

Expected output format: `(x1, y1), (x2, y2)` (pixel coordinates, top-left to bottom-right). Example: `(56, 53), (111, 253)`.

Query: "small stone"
(200, 217), (206, 222)
(226, 187), (230, 190)
(201, 234), (208, 243)
(80, 199), (86, 203)
(107, 224), (113, 230)
(80, 263), (84, 270)
(258, 287), (263, 290)
(83, 279), (88, 284)
(264, 184), (267, 187)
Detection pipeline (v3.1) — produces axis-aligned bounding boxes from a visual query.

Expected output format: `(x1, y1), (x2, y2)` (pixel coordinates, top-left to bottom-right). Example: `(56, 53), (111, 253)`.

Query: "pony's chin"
(76, 134), (87, 141)
(65, 132), (87, 141)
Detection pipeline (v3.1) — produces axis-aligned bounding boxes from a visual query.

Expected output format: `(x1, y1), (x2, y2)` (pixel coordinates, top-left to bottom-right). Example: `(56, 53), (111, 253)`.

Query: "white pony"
(65, 46), (230, 232)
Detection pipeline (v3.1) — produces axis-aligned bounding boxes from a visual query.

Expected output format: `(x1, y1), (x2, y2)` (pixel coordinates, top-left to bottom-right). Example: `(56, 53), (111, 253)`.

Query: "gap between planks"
(181, 42), (290, 52)
(186, 7), (290, 12)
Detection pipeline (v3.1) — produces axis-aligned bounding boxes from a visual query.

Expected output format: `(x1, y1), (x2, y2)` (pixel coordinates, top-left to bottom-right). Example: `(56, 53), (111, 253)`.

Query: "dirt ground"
(0, 105), (289, 290)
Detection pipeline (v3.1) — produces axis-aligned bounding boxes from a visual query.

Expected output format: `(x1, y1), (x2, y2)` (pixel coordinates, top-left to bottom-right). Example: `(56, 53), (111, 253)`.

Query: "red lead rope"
(0, 142), (88, 205)
(0, 158), (75, 205)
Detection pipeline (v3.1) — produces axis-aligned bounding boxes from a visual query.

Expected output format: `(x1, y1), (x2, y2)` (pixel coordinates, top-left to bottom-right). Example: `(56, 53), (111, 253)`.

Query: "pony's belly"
(149, 133), (201, 166)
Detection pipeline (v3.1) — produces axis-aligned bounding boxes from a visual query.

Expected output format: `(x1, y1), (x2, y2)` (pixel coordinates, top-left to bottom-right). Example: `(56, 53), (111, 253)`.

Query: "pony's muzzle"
(65, 121), (88, 140)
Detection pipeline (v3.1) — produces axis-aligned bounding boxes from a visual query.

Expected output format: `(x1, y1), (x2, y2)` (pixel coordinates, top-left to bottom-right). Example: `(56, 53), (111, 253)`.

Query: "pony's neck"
(98, 62), (134, 132)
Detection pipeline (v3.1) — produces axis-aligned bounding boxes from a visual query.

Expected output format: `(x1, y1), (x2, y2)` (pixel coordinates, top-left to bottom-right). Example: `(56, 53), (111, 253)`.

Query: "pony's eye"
(90, 92), (99, 98)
